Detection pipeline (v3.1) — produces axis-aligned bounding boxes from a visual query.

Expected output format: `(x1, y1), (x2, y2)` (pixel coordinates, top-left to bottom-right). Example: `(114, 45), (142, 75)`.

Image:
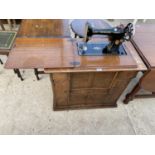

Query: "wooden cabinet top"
(132, 24), (155, 68)
(5, 37), (146, 72)
(18, 19), (70, 37)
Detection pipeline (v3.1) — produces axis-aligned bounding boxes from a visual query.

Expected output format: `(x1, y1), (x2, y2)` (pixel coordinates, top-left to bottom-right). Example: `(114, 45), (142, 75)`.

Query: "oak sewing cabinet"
(5, 19), (146, 110)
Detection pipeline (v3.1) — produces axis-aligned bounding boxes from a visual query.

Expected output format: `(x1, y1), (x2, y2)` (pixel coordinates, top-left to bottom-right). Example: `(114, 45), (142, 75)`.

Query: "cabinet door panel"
(70, 93), (87, 105)
(71, 73), (92, 88)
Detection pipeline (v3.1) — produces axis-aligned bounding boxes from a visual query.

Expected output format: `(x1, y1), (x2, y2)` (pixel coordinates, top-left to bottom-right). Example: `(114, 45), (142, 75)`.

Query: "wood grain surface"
(140, 69), (155, 92)
(4, 38), (146, 71)
(51, 71), (137, 110)
(5, 38), (74, 69)
(18, 19), (70, 37)
(132, 24), (155, 68)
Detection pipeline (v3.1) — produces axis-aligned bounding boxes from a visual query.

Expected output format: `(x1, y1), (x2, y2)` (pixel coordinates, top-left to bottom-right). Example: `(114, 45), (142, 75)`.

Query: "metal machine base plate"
(77, 42), (127, 56)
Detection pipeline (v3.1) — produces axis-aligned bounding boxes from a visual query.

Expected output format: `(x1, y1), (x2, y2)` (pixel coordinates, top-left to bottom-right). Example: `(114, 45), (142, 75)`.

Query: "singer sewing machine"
(77, 23), (134, 56)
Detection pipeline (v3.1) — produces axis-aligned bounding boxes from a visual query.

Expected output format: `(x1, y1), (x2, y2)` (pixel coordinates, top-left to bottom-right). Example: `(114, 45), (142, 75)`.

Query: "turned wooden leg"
(0, 59), (3, 64)
(7, 19), (12, 30)
(123, 83), (141, 104)
(14, 69), (24, 81)
(34, 68), (40, 80)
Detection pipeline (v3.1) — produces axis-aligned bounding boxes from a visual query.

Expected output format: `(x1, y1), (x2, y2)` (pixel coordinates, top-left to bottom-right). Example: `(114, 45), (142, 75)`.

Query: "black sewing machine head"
(77, 22), (134, 56)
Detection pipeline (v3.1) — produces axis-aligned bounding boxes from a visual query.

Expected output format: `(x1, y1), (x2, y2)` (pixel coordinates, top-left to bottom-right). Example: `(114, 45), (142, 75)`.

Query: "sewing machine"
(77, 23), (134, 56)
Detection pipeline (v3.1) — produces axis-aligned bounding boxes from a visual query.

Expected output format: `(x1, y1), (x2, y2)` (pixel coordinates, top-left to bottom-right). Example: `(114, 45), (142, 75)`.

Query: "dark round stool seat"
(70, 19), (112, 38)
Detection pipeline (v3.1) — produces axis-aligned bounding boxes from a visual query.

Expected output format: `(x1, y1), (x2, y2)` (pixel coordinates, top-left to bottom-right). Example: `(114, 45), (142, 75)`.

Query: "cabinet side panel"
(52, 73), (70, 107)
